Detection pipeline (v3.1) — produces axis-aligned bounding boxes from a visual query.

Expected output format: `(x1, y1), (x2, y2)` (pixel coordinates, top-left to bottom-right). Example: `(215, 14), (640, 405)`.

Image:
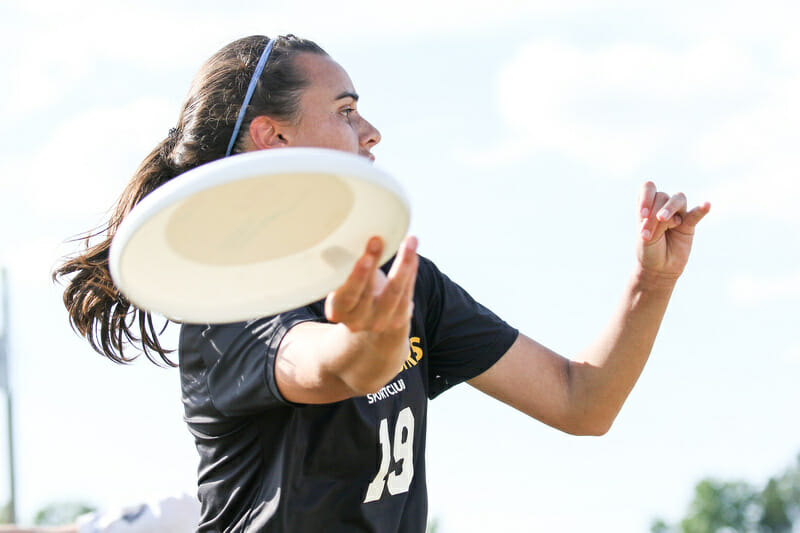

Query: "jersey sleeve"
(418, 257), (519, 399)
(180, 302), (325, 416)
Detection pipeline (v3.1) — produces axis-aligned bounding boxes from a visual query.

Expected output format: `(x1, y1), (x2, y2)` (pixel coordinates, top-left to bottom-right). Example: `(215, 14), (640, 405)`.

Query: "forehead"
(294, 53), (355, 98)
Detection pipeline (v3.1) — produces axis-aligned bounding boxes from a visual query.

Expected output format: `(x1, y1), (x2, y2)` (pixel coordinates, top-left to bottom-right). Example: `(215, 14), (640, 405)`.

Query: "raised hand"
(325, 235), (419, 334)
(637, 181), (711, 283)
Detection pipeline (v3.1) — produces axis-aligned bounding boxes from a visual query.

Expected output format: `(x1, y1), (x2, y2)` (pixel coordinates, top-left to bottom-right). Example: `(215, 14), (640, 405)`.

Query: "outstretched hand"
(325, 235), (419, 334)
(636, 181), (711, 283)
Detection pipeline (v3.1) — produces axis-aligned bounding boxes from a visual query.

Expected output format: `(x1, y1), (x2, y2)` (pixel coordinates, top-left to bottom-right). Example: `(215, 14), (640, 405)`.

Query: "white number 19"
(363, 407), (415, 503)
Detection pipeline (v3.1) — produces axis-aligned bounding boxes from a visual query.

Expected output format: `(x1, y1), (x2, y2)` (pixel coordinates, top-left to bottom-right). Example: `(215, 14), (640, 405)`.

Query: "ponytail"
(54, 136), (180, 366)
(53, 34), (328, 365)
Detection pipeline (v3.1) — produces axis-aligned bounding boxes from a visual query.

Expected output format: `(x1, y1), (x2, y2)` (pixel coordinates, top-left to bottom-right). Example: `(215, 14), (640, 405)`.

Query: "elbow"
(561, 412), (615, 437)
(564, 423), (611, 437)
(578, 421), (613, 437)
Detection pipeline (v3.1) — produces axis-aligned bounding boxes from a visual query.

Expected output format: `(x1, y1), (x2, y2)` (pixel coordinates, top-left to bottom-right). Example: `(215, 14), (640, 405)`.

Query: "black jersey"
(178, 256), (518, 532)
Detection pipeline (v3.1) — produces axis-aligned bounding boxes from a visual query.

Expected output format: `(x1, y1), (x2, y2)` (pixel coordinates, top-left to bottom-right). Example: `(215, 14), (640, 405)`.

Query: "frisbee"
(109, 148), (410, 323)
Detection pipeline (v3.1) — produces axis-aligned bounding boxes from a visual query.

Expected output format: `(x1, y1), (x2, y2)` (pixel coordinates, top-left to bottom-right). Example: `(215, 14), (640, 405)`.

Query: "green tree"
(758, 477), (792, 532)
(652, 453), (800, 533)
(0, 500), (12, 523)
(680, 479), (758, 533)
(650, 518), (672, 532)
(776, 454), (800, 523)
(34, 502), (95, 526)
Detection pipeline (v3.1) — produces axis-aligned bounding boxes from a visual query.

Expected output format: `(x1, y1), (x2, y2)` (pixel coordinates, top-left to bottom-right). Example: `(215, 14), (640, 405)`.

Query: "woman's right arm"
(274, 236), (419, 404)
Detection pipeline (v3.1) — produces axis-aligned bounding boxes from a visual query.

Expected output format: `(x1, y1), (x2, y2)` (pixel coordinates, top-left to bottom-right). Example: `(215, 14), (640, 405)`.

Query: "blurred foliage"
(651, 518), (671, 532)
(427, 516), (441, 533)
(34, 502), (95, 526)
(680, 479), (758, 533)
(759, 478), (792, 532)
(651, 454), (800, 533)
(0, 501), (11, 523)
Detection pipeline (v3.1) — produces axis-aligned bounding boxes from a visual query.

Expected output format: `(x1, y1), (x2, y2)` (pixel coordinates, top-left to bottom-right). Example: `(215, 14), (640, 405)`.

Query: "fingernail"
(641, 208), (649, 218)
(657, 209), (669, 220)
(368, 238), (381, 253)
(641, 229), (651, 240)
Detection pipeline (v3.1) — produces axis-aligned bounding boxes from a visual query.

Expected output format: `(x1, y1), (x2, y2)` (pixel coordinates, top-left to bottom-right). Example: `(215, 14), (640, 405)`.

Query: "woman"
(55, 34), (710, 532)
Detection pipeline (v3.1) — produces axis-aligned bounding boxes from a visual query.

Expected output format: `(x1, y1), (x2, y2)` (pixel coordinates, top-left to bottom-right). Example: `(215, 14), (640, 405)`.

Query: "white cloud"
(17, 0), (726, 126)
(2, 0), (601, 120)
(465, 8), (800, 226)
(728, 270), (800, 304)
(478, 39), (764, 176)
(695, 77), (800, 223)
(0, 97), (174, 239)
(783, 343), (800, 364)
(0, 237), (67, 287)
(684, 3), (800, 61)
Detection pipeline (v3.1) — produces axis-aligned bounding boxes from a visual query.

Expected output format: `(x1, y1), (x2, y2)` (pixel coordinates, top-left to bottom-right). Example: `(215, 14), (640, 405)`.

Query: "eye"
(340, 107), (356, 118)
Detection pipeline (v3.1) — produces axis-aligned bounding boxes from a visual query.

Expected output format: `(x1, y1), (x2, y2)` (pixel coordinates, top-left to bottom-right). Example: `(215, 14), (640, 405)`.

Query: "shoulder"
(416, 254), (439, 274)
(178, 321), (249, 362)
(180, 303), (326, 352)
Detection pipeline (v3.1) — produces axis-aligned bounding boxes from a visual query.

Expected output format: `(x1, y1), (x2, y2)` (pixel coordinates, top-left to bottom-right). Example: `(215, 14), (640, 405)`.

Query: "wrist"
(323, 323), (409, 395)
(631, 266), (680, 293)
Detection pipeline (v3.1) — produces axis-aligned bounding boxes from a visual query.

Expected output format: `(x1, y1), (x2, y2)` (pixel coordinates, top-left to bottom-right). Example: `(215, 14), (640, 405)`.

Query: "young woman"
(55, 34), (710, 532)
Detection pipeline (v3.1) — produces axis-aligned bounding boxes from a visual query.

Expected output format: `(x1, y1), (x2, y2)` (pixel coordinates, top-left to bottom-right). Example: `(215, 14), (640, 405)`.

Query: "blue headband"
(225, 37), (278, 157)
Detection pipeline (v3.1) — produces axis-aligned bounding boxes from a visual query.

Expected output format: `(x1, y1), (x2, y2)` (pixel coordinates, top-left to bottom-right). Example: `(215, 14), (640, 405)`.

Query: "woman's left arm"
(469, 182), (711, 436)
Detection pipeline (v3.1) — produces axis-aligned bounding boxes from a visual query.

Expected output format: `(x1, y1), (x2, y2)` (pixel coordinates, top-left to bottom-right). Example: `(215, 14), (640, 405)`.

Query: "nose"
(359, 117), (381, 150)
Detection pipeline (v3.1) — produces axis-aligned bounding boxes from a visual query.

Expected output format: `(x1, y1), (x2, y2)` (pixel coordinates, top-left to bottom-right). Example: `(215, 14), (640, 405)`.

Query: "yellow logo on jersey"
(402, 337), (423, 370)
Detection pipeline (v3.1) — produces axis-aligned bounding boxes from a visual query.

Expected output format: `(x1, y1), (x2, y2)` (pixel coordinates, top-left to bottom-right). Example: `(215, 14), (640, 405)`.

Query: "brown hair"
(53, 34), (327, 366)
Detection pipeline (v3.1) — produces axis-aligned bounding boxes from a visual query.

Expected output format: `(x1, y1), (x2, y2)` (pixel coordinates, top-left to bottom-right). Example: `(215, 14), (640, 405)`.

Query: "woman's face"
(281, 53), (381, 160)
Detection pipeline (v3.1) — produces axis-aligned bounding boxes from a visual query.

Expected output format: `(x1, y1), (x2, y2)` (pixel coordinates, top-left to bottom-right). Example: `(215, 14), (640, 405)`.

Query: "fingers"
(638, 181), (657, 220)
(681, 202), (712, 229)
(325, 237), (383, 323)
(386, 236), (418, 281)
(373, 236), (419, 329)
(655, 192), (687, 225)
(639, 182), (709, 241)
(326, 235), (419, 332)
(640, 187), (672, 241)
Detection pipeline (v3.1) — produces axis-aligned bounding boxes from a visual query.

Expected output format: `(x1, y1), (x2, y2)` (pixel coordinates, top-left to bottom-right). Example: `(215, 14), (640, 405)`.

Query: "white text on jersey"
(366, 378), (406, 405)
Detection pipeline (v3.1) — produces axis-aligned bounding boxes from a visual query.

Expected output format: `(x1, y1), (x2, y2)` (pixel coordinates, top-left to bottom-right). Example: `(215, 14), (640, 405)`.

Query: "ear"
(248, 115), (290, 150)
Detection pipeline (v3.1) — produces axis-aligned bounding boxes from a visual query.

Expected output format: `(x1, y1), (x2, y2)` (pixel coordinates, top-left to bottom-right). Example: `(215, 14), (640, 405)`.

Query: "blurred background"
(0, 1), (798, 531)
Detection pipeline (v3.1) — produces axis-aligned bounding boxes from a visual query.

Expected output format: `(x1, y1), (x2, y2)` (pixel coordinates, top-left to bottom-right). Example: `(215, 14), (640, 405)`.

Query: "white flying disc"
(109, 148), (410, 323)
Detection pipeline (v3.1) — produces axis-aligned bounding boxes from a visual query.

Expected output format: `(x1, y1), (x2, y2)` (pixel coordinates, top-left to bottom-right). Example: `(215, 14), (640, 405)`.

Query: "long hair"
(53, 34), (327, 366)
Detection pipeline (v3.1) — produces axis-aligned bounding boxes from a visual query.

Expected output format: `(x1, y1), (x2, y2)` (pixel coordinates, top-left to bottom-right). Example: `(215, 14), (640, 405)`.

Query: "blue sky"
(1, 1), (799, 531)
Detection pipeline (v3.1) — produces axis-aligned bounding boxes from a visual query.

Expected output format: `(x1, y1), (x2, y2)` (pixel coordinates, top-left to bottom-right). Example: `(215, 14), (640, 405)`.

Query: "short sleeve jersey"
(178, 256), (518, 532)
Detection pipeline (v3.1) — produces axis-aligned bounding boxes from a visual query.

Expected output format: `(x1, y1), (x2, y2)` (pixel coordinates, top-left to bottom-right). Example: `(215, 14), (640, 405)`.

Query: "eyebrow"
(335, 91), (359, 102)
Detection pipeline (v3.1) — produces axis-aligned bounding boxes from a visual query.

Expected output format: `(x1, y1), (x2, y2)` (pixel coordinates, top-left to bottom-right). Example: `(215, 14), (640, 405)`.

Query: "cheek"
(296, 113), (360, 151)
(328, 117), (360, 150)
